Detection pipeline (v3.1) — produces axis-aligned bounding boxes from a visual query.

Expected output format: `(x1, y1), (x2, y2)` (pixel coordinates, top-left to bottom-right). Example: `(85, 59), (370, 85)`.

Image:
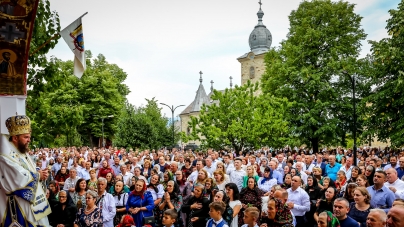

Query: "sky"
(47, 0), (401, 118)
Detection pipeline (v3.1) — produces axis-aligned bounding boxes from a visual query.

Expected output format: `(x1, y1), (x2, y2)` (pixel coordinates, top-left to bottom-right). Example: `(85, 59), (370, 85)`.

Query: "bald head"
(386, 168), (398, 183)
(273, 189), (288, 203)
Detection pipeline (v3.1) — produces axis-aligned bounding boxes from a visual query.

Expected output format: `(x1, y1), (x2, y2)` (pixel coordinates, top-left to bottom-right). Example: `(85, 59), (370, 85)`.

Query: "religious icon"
(0, 0), (39, 96)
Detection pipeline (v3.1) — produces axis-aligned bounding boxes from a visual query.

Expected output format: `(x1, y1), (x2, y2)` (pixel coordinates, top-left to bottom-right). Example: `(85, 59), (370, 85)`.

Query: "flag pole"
(29, 12), (88, 56)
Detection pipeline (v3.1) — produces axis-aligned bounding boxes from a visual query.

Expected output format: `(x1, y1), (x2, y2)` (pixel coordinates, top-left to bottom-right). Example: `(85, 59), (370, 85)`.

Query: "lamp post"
(342, 71), (357, 165)
(160, 103), (185, 147)
(101, 115), (114, 148)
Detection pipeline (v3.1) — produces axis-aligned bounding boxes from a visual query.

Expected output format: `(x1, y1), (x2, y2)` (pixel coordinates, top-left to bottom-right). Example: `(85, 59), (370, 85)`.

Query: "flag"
(60, 15), (86, 78)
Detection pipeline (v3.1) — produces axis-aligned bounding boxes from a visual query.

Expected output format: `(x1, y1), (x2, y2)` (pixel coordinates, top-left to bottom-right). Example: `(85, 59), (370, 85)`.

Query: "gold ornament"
(5, 115), (31, 136)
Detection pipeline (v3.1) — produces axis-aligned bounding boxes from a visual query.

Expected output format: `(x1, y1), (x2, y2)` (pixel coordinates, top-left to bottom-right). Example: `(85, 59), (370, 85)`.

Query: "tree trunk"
(312, 137), (319, 154)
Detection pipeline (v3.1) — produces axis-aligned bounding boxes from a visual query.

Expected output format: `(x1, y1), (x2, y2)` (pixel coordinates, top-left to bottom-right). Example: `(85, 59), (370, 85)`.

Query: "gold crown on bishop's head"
(5, 115), (31, 136)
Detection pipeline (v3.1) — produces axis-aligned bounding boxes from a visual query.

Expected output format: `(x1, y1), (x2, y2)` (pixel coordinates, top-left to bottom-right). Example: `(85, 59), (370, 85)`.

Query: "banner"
(0, 0), (40, 96)
(60, 14), (86, 78)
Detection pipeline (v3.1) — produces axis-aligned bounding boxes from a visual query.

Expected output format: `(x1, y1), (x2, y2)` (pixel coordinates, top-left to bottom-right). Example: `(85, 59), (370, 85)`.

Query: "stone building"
(179, 2), (272, 145)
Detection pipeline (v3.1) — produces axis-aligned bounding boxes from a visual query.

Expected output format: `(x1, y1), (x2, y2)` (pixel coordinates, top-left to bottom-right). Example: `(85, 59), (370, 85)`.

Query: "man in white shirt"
(384, 168), (404, 199)
(223, 154), (234, 174)
(120, 164), (134, 187)
(97, 178), (116, 227)
(188, 160), (209, 182)
(303, 156), (315, 175)
(229, 158), (246, 191)
(295, 162), (308, 185)
(286, 176), (310, 227)
(204, 157), (216, 176)
(339, 157), (354, 180)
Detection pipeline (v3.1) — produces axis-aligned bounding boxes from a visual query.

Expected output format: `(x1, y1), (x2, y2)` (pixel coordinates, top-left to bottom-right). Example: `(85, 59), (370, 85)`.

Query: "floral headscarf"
(270, 198), (293, 226)
(325, 211), (340, 227)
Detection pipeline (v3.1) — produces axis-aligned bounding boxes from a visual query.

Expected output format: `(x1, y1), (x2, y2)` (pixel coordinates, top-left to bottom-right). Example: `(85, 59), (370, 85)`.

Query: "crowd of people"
(35, 146), (404, 227)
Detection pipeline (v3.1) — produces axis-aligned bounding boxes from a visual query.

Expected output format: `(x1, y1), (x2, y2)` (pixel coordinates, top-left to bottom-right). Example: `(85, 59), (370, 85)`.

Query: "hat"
(5, 115), (31, 136)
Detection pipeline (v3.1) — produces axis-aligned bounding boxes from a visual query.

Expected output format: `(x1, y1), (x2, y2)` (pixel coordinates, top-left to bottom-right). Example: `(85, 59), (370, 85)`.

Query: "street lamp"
(160, 103), (185, 147)
(342, 71), (357, 165)
(101, 115), (114, 148)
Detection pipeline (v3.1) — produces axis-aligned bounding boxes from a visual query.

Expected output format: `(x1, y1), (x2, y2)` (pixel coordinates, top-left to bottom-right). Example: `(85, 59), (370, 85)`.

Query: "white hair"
(369, 209), (387, 222)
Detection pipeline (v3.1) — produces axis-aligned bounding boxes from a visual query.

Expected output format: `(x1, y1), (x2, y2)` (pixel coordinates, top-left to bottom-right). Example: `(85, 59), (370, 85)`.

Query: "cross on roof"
(258, 0), (262, 9)
(210, 80), (214, 92)
(0, 22), (25, 43)
(230, 76), (233, 88)
(199, 71), (203, 83)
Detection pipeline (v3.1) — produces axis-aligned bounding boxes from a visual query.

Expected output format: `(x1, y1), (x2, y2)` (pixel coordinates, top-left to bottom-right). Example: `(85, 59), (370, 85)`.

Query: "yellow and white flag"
(60, 14), (87, 78)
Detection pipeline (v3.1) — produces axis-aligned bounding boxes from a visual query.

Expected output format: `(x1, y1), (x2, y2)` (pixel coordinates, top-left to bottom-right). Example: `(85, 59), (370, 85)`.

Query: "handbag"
(141, 196), (155, 224)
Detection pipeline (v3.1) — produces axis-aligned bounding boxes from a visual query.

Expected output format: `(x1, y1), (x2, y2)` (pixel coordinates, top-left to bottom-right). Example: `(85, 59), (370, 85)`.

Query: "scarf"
(325, 211), (340, 227)
(130, 179), (147, 199)
(117, 214), (135, 227)
(272, 198), (293, 226)
(260, 169), (274, 185)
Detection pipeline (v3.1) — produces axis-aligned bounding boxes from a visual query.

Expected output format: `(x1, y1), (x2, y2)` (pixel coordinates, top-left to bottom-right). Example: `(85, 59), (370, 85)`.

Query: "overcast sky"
(48, 0), (401, 117)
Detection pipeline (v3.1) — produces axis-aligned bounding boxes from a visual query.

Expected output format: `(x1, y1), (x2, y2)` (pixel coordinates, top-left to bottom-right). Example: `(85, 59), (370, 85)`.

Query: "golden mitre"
(5, 115), (31, 136)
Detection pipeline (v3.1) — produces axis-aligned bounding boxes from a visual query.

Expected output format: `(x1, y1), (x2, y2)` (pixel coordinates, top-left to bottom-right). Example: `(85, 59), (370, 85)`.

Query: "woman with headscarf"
(50, 190), (78, 227)
(261, 198), (294, 227)
(364, 165), (375, 186)
(212, 190), (234, 225)
(162, 171), (175, 190)
(113, 180), (129, 226)
(181, 183), (210, 227)
(158, 180), (183, 226)
(116, 214), (136, 227)
(317, 211), (340, 227)
(281, 173), (292, 190)
(305, 176), (321, 227)
(257, 167), (277, 196)
(314, 187), (338, 223)
(239, 177), (264, 226)
(126, 179), (155, 227)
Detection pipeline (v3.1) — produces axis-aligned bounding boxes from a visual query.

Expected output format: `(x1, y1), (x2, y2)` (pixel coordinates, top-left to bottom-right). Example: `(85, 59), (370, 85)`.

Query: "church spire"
(257, 0), (264, 26)
(230, 76), (233, 89)
(210, 80), (214, 92)
(199, 71), (203, 84)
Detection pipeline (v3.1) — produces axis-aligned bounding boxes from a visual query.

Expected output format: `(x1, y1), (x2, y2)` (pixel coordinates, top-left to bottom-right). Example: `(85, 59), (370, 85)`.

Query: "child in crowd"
(162, 209), (178, 227)
(241, 207), (260, 227)
(207, 201), (229, 227)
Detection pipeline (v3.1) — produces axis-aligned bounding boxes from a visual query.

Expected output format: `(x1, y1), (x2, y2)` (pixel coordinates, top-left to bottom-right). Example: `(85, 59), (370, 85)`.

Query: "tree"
(114, 98), (172, 149)
(183, 81), (289, 152)
(28, 0), (62, 92)
(362, 0), (404, 147)
(261, 0), (367, 152)
(28, 52), (129, 147)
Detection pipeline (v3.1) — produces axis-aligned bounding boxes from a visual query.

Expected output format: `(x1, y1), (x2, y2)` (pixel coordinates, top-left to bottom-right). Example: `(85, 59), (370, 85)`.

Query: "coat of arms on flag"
(60, 13), (87, 78)
(0, 0), (40, 96)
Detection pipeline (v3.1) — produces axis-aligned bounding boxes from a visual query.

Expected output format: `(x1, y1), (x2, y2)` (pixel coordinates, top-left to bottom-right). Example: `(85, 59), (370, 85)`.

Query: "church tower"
(238, 0), (272, 86)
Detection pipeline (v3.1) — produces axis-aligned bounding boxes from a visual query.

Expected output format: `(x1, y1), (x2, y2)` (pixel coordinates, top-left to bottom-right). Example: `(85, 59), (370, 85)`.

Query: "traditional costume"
(0, 115), (51, 226)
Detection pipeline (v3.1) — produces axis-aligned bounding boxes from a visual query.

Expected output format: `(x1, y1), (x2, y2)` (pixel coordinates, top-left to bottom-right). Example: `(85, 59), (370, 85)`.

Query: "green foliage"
(183, 81), (289, 152)
(114, 98), (173, 149)
(28, 0), (61, 92)
(261, 0), (367, 152)
(362, 0), (404, 147)
(28, 53), (129, 147)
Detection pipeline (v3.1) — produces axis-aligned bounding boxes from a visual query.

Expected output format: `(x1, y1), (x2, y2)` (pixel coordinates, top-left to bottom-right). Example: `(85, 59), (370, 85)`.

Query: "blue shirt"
(325, 162), (342, 181)
(366, 185), (395, 213)
(272, 170), (284, 184)
(339, 216), (359, 227)
(396, 167), (404, 179)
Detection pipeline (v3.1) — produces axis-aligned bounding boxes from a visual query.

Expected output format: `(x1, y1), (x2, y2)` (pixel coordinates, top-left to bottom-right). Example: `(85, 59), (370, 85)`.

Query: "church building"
(179, 2), (272, 146)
